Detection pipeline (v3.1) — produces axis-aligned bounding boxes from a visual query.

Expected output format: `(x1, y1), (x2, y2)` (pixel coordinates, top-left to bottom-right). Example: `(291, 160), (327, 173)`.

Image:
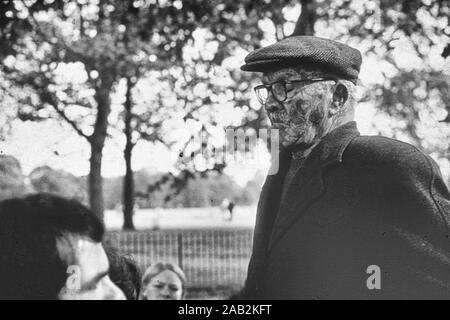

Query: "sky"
(1, 3), (449, 186)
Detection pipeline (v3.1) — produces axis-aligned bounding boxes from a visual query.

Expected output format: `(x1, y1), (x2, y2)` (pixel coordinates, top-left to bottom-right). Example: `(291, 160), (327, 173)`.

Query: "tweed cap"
(241, 36), (362, 83)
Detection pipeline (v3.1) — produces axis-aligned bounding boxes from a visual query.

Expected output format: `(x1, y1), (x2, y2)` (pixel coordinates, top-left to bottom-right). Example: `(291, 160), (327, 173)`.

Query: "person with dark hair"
(227, 201), (235, 222)
(105, 245), (142, 300)
(0, 193), (125, 300)
(238, 35), (450, 299)
(139, 262), (186, 300)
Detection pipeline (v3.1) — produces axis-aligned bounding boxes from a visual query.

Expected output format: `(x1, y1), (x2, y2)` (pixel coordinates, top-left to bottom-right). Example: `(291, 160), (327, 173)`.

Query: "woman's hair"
(142, 262), (187, 297)
(105, 245), (142, 300)
(0, 193), (104, 300)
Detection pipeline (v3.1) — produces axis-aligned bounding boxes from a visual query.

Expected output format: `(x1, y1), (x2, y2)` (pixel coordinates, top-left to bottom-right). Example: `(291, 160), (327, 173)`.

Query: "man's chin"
(279, 133), (299, 148)
(281, 137), (314, 151)
(280, 140), (293, 148)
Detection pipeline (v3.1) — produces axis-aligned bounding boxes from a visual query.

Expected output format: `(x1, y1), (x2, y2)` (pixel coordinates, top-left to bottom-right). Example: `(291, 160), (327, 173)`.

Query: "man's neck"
(291, 144), (315, 161)
(290, 118), (353, 161)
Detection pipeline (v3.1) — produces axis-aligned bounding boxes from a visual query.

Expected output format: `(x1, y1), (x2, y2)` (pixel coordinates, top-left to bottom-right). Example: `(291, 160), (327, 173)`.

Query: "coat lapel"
(267, 121), (360, 252)
(267, 160), (326, 252)
(243, 147), (291, 297)
(251, 147), (291, 261)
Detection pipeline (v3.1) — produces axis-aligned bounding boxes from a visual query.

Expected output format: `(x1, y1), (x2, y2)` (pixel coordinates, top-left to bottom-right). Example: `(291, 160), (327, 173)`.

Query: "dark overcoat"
(242, 121), (450, 299)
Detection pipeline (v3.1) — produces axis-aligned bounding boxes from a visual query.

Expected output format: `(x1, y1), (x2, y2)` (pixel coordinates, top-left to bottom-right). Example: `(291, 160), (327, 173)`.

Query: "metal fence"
(105, 228), (254, 290)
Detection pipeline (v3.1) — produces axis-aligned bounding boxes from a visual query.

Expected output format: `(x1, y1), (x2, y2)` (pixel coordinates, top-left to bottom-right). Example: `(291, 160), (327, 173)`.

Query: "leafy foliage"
(311, 0), (450, 156)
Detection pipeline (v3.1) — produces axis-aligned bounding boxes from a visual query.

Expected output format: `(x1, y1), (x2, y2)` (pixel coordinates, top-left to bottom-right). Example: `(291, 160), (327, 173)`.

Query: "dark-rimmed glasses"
(254, 78), (335, 105)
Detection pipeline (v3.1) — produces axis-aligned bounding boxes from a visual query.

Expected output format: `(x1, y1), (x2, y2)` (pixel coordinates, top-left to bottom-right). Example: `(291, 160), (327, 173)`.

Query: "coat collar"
(267, 121), (360, 252)
(298, 121), (360, 175)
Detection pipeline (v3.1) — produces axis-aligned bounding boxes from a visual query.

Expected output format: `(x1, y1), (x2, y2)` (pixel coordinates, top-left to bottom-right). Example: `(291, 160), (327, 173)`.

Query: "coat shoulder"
(343, 135), (435, 175)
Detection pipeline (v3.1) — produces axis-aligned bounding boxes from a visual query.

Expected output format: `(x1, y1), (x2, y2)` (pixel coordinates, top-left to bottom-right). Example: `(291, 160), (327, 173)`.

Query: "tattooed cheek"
(309, 108), (324, 124)
(289, 109), (304, 125)
(294, 99), (308, 115)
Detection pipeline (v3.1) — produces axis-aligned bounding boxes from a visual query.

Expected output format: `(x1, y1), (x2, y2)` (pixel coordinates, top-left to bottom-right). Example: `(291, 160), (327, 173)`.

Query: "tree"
(0, 1), (202, 219)
(0, 0), (297, 224)
(292, 0), (317, 36)
(1, 1), (131, 218)
(122, 78), (137, 229)
(114, 0), (300, 227)
(119, 76), (165, 229)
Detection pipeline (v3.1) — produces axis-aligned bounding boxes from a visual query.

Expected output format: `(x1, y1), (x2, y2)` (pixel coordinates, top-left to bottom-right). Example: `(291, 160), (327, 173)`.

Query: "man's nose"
(264, 94), (284, 113)
(161, 287), (172, 298)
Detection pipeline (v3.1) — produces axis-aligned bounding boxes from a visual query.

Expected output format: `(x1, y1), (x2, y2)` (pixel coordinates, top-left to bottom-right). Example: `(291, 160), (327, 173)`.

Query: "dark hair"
(0, 193), (104, 300)
(105, 245), (142, 300)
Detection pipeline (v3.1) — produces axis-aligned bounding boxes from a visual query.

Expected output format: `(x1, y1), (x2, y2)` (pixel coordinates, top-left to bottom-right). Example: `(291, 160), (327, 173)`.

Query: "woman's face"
(140, 270), (183, 300)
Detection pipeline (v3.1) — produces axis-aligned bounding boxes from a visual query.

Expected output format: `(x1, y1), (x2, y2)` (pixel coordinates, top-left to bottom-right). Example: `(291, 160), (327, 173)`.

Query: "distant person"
(139, 262), (186, 300)
(0, 193), (126, 300)
(221, 198), (235, 222)
(105, 246), (142, 300)
(227, 201), (235, 221)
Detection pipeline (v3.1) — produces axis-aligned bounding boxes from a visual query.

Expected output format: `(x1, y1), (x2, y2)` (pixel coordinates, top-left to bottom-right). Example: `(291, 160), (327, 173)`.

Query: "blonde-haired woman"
(139, 262), (186, 300)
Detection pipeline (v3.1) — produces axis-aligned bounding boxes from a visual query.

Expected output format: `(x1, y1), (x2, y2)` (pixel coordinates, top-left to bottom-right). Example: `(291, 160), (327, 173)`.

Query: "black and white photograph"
(0, 0), (449, 304)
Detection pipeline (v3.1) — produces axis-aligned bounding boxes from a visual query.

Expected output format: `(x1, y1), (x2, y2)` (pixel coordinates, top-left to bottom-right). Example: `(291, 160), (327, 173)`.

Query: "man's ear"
(329, 82), (348, 116)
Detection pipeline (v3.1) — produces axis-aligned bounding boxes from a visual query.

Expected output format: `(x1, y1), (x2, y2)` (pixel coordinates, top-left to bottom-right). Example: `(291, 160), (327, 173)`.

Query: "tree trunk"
(122, 78), (135, 230)
(88, 76), (113, 220)
(123, 140), (135, 230)
(89, 141), (105, 219)
(292, 0), (317, 36)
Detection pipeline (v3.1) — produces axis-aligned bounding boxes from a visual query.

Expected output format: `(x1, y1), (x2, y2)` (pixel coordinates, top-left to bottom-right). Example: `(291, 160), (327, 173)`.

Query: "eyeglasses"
(254, 78), (335, 105)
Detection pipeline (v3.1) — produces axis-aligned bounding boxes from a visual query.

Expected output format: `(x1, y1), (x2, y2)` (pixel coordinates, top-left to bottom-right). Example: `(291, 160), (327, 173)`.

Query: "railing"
(105, 228), (254, 290)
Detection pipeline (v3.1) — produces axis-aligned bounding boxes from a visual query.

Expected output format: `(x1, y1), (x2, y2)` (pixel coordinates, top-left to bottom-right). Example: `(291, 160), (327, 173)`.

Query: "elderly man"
(239, 36), (450, 299)
(0, 194), (126, 300)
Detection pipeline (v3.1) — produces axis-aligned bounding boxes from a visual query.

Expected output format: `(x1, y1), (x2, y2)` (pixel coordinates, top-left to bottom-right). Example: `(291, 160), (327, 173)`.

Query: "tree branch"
(51, 103), (90, 141)
(292, 0), (316, 36)
(3, 64), (91, 141)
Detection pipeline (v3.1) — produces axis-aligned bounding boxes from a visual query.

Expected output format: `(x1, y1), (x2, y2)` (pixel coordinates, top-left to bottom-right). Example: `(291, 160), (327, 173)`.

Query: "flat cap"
(241, 36), (362, 83)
